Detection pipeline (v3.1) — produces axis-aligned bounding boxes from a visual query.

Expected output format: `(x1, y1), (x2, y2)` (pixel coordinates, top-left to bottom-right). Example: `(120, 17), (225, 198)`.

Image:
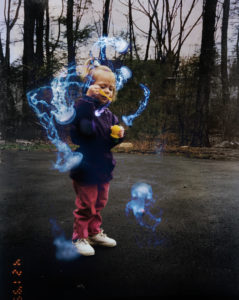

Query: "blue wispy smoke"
(27, 36), (150, 172)
(54, 236), (80, 261)
(92, 37), (150, 124)
(115, 66), (132, 91)
(27, 66), (83, 172)
(92, 36), (129, 61)
(91, 37), (132, 116)
(50, 67), (78, 125)
(50, 219), (80, 261)
(122, 84), (150, 127)
(125, 182), (162, 232)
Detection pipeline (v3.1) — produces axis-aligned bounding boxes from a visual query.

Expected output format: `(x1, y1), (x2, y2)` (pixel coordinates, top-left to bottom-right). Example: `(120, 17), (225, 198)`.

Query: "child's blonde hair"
(82, 58), (116, 101)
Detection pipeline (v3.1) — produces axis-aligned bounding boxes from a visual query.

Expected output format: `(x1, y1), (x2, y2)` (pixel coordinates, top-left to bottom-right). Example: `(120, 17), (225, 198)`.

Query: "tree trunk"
(100, 0), (110, 61)
(23, 0), (35, 116)
(144, 15), (154, 61)
(236, 29), (239, 103)
(221, 0), (230, 139)
(128, 0), (133, 61)
(5, 0), (22, 67)
(35, 1), (46, 68)
(5, 0), (11, 68)
(50, 0), (64, 67)
(103, 0), (110, 36)
(45, 0), (50, 72)
(128, 0), (139, 61)
(1, 0), (22, 140)
(67, 0), (75, 66)
(191, 0), (218, 147)
(23, 0), (46, 113)
(0, 35), (4, 64)
(221, 0), (230, 106)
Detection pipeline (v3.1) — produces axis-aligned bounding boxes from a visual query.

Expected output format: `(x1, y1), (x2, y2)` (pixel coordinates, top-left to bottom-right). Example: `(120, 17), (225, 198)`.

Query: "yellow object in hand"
(111, 125), (122, 138)
(99, 90), (112, 102)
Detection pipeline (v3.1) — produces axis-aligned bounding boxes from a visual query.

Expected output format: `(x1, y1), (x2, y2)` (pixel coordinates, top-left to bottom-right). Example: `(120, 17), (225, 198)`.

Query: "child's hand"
(118, 126), (124, 138)
(86, 84), (101, 98)
(111, 125), (125, 138)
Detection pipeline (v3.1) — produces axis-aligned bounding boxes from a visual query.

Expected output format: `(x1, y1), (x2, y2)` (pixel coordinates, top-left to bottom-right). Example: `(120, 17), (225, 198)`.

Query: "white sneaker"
(72, 239), (95, 256)
(88, 230), (117, 247)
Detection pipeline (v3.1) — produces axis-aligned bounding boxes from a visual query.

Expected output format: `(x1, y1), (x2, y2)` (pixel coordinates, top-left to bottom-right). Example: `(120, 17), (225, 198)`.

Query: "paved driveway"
(1, 151), (239, 298)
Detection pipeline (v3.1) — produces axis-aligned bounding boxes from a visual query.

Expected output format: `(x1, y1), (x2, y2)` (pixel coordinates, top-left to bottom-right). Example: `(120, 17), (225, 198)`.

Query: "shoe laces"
(98, 229), (107, 238)
(78, 238), (89, 245)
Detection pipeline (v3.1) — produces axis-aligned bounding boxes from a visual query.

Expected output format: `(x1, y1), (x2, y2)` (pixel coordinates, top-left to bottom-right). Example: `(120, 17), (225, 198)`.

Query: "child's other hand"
(111, 125), (125, 139)
(118, 126), (124, 138)
(86, 84), (101, 98)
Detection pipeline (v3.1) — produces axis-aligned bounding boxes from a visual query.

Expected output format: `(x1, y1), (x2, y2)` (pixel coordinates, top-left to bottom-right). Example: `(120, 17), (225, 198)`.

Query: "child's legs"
(88, 182), (110, 236)
(72, 180), (98, 240)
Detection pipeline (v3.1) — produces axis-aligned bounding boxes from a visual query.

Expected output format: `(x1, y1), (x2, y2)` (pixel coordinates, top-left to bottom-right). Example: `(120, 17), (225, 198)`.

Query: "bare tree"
(66, 0), (93, 65)
(220, 0), (230, 139)
(45, 0), (50, 68)
(191, 0), (218, 147)
(173, 0), (202, 73)
(133, 0), (202, 71)
(0, 36), (4, 65)
(36, 0), (46, 68)
(128, 0), (139, 60)
(144, 1), (158, 61)
(103, 0), (111, 36)
(98, 0), (111, 60)
(0, 0), (22, 140)
(119, 0), (142, 60)
(229, 1), (239, 103)
(3, 0), (22, 68)
(67, 0), (75, 65)
(221, 0), (230, 106)
(45, 0), (65, 74)
(22, 0), (47, 114)
(236, 28), (239, 103)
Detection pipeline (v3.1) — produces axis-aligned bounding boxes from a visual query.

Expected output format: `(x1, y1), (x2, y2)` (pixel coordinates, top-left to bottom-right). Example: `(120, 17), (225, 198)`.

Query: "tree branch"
(51, 0), (64, 55)
(0, 34), (5, 64)
(9, 0), (22, 30)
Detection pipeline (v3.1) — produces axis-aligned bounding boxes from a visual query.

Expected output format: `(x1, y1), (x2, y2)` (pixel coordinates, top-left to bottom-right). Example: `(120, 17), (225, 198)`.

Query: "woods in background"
(0, 0), (239, 147)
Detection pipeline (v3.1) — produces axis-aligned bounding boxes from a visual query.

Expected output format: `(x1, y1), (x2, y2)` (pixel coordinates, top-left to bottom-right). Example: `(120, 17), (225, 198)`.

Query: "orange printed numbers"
(13, 259), (21, 267)
(12, 269), (22, 276)
(12, 286), (23, 295)
(12, 259), (23, 300)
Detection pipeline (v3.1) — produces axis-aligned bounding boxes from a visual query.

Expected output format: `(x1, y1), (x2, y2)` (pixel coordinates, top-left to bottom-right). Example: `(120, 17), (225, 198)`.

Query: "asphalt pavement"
(1, 150), (239, 299)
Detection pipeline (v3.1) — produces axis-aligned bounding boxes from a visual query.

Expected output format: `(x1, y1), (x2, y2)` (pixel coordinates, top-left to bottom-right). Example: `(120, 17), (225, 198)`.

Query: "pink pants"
(72, 180), (110, 240)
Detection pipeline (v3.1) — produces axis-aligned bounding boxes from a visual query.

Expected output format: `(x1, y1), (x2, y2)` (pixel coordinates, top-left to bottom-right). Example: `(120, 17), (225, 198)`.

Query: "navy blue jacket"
(69, 96), (123, 184)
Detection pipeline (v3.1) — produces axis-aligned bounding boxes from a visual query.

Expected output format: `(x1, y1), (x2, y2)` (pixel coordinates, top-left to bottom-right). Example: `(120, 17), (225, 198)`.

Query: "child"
(70, 59), (124, 256)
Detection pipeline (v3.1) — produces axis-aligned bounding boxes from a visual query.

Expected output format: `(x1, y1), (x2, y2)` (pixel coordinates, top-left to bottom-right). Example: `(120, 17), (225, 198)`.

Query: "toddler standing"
(70, 59), (124, 256)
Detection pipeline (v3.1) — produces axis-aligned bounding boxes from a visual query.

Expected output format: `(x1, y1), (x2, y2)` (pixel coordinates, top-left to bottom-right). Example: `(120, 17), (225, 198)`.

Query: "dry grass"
(1, 138), (239, 160)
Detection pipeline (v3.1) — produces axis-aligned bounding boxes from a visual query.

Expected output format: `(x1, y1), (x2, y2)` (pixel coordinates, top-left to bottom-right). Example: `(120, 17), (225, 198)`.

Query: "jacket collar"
(83, 95), (105, 109)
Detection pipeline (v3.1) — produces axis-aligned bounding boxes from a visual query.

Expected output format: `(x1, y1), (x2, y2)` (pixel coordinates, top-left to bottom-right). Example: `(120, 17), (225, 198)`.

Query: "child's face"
(93, 70), (115, 104)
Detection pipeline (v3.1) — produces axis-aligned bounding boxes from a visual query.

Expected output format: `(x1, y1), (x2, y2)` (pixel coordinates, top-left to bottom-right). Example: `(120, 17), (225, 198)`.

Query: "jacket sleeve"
(70, 100), (96, 145)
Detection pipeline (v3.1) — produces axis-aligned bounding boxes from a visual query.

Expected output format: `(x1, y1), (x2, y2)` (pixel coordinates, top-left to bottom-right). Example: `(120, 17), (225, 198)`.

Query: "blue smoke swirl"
(27, 36), (151, 172)
(125, 182), (162, 232)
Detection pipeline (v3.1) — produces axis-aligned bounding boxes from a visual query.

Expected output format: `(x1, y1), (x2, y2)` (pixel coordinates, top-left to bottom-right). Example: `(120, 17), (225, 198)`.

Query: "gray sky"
(0, 0), (236, 64)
